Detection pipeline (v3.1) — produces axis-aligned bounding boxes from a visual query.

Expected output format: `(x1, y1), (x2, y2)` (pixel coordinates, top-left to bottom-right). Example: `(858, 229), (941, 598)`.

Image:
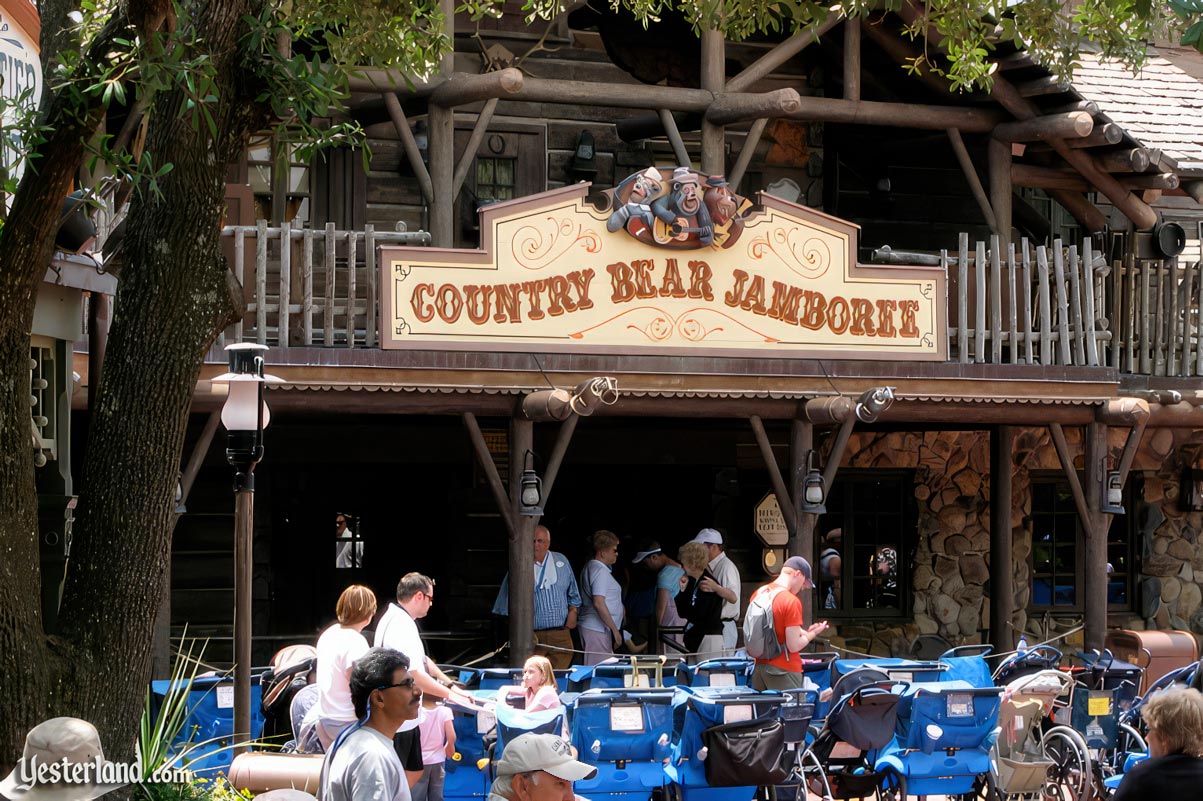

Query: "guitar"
(652, 217), (712, 245)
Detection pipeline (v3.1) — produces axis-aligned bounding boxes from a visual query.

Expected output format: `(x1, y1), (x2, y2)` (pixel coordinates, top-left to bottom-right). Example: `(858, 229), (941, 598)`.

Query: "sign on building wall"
(380, 168), (946, 360)
(754, 492), (789, 547)
(0, 0), (42, 198)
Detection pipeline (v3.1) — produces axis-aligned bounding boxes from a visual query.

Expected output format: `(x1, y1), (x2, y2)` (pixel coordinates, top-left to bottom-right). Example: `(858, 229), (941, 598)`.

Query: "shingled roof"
(1068, 49), (1203, 168)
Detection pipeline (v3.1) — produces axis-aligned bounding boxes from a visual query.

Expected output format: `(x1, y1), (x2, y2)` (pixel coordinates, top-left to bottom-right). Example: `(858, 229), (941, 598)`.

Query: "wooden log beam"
(658, 109), (693, 167)
(750, 415), (797, 536)
(993, 112), (1093, 143)
(727, 10), (841, 93)
(1066, 124), (1125, 149)
(1012, 163), (1087, 191)
(428, 104), (454, 247)
(1049, 423), (1091, 525)
(430, 67), (523, 107)
(464, 412), (517, 539)
(348, 70), (441, 94)
(993, 51), (1037, 72)
(1185, 180), (1203, 204)
(947, 128), (997, 231)
(706, 88), (802, 125)
(1050, 189), (1107, 233)
(514, 76), (715, 111)
(1124, 172), (1178, 190)
(383, 92), (434, 205)
(1098, 148), (1150, 174)
(728, 117), (768, 191)
(452, 97), (499, 201)
(785, 96), (1004, 132)
(894, 2), (1158, 230)
(1015, 75), (1072, 97)
(1014, 164), (1178, 192)
(844, 17), (860, 101)
(1045, 100), (1100, 116)
(538, 414), (578, 508)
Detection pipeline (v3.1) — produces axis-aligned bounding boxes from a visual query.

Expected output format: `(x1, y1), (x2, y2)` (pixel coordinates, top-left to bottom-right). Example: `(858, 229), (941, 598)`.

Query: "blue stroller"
(675, 657), (752, 688)
(569, 656), (676, 691)
(568, 687), (675, 801)
(806, 667), (906, 800)
(444, 690), (498, 801)
(666, 685), (790, 801)
(876, 680), (1003, 798)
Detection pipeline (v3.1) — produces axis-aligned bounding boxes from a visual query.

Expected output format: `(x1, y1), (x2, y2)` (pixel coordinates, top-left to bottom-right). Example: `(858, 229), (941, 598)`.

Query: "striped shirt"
(492, 551), (583, 630)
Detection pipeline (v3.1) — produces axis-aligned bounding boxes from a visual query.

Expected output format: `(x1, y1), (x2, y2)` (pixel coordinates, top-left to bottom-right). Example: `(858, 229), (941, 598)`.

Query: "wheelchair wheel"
(874, 767), (906, 801)
(1099, 723), (1147, 785)
(1041, 725), (1092, 801)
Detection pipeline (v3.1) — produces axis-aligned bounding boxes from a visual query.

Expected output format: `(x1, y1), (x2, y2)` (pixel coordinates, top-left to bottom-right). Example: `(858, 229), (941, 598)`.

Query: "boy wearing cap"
(689, 529), (741, 653)
(487, 733), (597, 801)
(749, 557), (829, 692)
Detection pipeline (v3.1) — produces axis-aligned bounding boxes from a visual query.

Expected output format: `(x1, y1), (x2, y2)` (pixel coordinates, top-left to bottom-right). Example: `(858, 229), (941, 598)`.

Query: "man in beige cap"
(486, 733), (596, 801)
(0, 717), (126, 801)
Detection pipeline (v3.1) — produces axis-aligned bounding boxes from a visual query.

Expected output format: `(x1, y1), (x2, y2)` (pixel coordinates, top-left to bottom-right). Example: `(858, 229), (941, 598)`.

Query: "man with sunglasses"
(319, 647), (421, 801)
(376, 573), (470, 784)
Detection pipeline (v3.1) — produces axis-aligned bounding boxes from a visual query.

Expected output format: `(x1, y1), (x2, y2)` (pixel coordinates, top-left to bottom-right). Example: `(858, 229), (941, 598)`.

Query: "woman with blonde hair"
(578, 530), (626, 665)
(1113, 688), (1203, 800)
(300, 584), (377, 751)
(675, 541), (725, 663)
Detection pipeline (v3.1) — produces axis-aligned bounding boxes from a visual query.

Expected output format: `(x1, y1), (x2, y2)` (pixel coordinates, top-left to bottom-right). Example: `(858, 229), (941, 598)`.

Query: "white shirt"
(708, 551), (742, 621)
(578, 559), (623, 634)
(314, 624), (370, 722)
(320, 726), (410, 801)
(374, 603), (427, 733)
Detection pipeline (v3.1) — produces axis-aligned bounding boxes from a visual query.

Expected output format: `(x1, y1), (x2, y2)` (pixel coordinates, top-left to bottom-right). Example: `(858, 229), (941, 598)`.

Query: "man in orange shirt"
(750, 556), (829, 691)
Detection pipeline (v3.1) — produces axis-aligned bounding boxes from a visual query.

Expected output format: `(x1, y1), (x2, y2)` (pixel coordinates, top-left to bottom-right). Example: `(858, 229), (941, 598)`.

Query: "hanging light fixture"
(802, 450), (826, 515)
(1101, 469), (1125, 515)
(519, 450), (543, 517)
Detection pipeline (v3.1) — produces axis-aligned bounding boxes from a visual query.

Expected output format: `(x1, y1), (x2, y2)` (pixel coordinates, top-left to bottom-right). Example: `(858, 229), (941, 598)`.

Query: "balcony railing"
(219, 223), (1202, 377)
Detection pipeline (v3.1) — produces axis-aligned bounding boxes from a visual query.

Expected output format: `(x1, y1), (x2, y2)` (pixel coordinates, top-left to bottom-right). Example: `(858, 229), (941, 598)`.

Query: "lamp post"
(213, 343), (280, 755)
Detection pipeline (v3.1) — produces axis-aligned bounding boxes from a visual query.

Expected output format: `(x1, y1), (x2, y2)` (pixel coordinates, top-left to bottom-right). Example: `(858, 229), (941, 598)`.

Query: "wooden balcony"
(216, 222), (1202, 379)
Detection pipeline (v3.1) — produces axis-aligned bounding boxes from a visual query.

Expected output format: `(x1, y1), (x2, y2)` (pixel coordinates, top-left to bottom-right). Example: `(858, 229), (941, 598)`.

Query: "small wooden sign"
(754, 492), (789, 547)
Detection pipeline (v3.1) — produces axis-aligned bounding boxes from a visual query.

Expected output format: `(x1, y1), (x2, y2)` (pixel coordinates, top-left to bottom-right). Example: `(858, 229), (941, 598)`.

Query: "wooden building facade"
(70, 3), (1203, 667)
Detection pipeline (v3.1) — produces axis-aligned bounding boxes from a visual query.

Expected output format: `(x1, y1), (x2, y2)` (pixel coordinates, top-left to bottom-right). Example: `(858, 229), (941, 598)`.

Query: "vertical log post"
(843, 17), (860, 101)
(990, 426), (1014, 652)
(1084, 422), (1108, 652)
(428, 0), (456, 248)
(700, 29), (725, 174)
(509, 417), (536, 664)
(791, 418), (816, 633)
(988, 137), (1012, 246)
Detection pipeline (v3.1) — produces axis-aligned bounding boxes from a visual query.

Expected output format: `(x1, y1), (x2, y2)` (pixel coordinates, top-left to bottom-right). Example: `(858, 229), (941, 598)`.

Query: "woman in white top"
(303, 584), (377, 751)
(577, 530), (626, 665)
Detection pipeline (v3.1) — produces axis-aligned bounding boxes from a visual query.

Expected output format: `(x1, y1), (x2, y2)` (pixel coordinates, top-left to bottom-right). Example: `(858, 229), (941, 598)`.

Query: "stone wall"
(818, 424), (1203, 657)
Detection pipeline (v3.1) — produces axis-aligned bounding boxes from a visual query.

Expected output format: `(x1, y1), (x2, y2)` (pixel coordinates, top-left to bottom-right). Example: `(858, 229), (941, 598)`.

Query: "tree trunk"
(56, 0), (253, 756)
(0, 82), (113, 772)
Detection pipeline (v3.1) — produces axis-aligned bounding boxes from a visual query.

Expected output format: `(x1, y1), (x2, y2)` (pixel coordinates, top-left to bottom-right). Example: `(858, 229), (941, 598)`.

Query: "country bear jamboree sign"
(379, 169), (945, 360)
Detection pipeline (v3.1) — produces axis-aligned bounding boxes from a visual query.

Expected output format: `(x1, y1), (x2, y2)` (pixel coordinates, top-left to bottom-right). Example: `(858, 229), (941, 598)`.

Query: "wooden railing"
(940, 233), (1202, 374)
(216, 223), (1201, 378)
(215, 221), (430, 351)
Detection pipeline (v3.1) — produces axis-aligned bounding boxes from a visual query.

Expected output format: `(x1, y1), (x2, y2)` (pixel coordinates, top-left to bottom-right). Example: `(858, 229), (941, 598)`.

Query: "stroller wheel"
(1041, 725), (1093, 801)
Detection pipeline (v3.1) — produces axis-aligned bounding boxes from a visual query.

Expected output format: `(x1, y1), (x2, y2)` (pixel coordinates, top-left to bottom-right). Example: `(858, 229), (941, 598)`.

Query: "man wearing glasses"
(376, 573), (470, 785)
(319, 647), (421, 801)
